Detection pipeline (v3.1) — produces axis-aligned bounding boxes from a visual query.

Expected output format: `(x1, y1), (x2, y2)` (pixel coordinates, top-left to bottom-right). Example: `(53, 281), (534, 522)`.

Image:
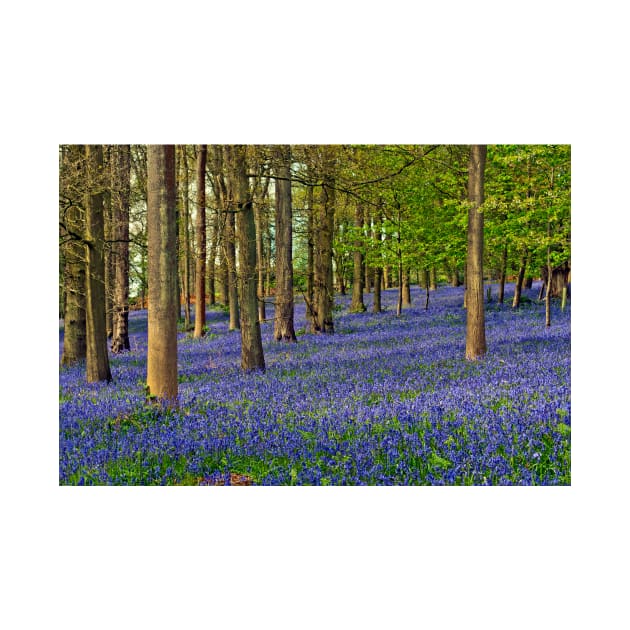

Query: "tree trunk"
(193, 145), (207, 338)
(402, 268), (411, 306)
(110, 144), (131, 354)
(373, 267), (382, 312)
(60, 146), (87, 365)
(497, 243), (508, 305)
(178, 145), (192, 329)
(350, 203), (366, 312)
(273, 145), (297, 342)
(423, 269), (430, 310)
(429, 265), (437, 291)
(450, 265), (461, 287)
(84, 144), (112, 382)
(146, 145), (178, 403)
(465, 144), (487, 361)
(207, 207), (218, 307)
(512, 255), (527, 309)
(103, 152), (114, 340)
(313, 151), (335, 333)
(254, 178), (267, 323)
(230, 145), (265, 370)
(305, 183), (315, 331)
(396, 258), (403, 317)
(224, 170), (240, 330)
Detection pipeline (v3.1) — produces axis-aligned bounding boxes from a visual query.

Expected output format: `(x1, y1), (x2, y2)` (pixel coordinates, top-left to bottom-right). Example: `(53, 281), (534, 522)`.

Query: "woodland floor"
(59, 281), (570, 485)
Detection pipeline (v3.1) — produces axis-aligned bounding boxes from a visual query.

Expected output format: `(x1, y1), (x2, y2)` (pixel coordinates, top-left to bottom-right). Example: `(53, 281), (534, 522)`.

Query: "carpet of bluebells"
(59, 282), (570, 485)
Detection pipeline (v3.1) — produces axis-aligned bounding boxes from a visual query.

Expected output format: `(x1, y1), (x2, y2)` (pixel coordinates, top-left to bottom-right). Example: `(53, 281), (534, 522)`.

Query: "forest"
(58, 144), (571, 485)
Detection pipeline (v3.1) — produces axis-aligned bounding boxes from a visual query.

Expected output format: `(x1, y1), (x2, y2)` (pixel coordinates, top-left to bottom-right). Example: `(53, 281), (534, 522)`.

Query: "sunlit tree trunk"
(497, 243), (508, 305)
(465, 144), (487, 361)
(146, 145), (178, 403)
(350, 202), (366, 312)
(223, 158), (240, 330)
(84, 144), (112, 382)
(193, 144), (207, 338)
(230, 145), (265, 370)
(254, 175), (269, 323)
(178, 145), (192, 329)
(110, 144), (131, 354)
(372, 212), (383, 313)
(103, 149), (114, 340)
(512, 253), (527, 308)
(207, 207), (219, 307)
(402, 268), (411, 307)
(273, 145), (296, 341)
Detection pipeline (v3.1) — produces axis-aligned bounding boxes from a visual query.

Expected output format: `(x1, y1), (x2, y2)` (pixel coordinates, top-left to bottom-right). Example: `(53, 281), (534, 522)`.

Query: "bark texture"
(350, 203), (366, 312)
(193, 145), (207, 338)
(273, 145), (297, 342)
(60, 146), (87, 365)
(312, 149), (335, 333)
(465, 144), (487, 361)
(85, 144), (112, 382)
(110, 144), (131, 353)
(230, 145), (265, 370)
(146, 145), (178, 403)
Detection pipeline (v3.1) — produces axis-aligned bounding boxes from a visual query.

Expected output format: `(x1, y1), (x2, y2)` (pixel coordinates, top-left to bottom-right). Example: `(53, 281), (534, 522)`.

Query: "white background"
(2, 1), (628, 628)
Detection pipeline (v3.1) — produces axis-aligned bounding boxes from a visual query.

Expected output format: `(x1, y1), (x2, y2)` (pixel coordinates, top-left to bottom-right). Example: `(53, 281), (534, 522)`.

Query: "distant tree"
(465, 144), (487, 361)
(146, 145), (178, 403)
(110, 144), (131, 353)
(84, 144), (112, 382)
(229, 145), (265, 370)
(193, 144), (208, 338)
(273, 144), (297, 341)
(350, 201), (366, 312)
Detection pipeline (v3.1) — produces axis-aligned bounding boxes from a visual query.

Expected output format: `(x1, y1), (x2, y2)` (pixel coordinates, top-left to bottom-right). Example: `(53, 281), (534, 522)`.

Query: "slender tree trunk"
(402, 268), (411, 306)
(313, 151), (335, 333)
(465, 144), (487, 361)
(429, 266), (437, 291)
(208, 207), (218, 307)
(512, 254), (527, 309)
(396, 258), (403, 316)
(193, 145), (207, 338)
(254, 190), (266, 323)
(146, 145), (178, 403)
(545, 211), (552, 327)
(424, 269), (430, 310)
(498, 243), (508, 304)
(273, 145), (296, 341)
(305, 183), (315, 331)
(84, 144), (112, 382)
(103, 152), (114, 340)
(110, 145), (131, 353)
(350, 203), (366, 312)
(373, 267), (382, 313)
(372, 210), (383, 313)
(220, 155), (240, 331)
(450, 265), (461, 287)
(178, 146), (192, 329)
(230, 145), (265, 370)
